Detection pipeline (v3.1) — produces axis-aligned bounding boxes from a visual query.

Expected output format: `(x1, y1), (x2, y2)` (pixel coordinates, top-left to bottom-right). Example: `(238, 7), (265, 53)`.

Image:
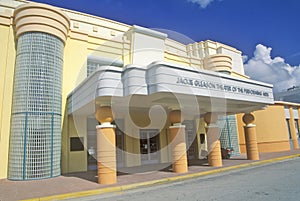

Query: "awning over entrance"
(67, 61), (274, 184)
(68, 61), (273, 116)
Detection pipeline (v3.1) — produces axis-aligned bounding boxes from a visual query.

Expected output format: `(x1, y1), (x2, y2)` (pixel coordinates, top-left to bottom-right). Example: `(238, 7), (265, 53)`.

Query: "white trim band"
(244, 124), (256, 128)
(130, 25), (168, 39)
(96, 123), (116, 129)
(205, 123), (219, 128)
(169, 125), (186, 129)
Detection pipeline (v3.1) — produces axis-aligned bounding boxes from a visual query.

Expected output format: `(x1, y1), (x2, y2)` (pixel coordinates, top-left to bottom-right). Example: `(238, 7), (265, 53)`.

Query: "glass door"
(140, 129), (159, 164)
(87, 118), (98, 170)
(116, 127), (124, 168)
(183, 120), (198, 160)
(286, 119), (294, 149)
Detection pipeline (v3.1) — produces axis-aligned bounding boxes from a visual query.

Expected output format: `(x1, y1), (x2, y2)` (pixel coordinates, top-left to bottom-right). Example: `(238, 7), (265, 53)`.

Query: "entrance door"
(87, 118), (98, 170)
(87, 118), (125, 170)
(116, 127), (125, 168)
(295, 119), (300, 147)
(286, 119), (294, 149)
(140, 129), (159, 164)
(183, 120), (198, 160)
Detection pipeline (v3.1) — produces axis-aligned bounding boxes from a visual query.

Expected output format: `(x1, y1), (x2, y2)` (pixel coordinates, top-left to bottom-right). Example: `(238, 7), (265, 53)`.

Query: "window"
(295, 120), (300, 138)
(87, 61), (98, 77)
(87, 55), (123, 77)
(286, 119), (292, 139)
(70, 137), (84, 151)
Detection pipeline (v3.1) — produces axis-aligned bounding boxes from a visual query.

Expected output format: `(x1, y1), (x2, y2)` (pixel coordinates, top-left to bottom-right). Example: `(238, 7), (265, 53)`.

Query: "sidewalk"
(1, 149), (300, 201)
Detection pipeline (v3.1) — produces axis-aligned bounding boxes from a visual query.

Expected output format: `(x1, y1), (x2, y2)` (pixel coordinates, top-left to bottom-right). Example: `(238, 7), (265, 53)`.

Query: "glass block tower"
(218, 115), (240, 156)
(8, 3), (69, 180)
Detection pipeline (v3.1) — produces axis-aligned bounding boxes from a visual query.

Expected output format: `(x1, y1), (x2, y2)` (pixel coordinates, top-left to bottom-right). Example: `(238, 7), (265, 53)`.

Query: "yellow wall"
(123, 112), (143, 167)
(0, 23), (16, 179)
(61, 30), (129, 173)
(61, 33), (89, 173)
(61, 107), (69, 173)
(64, 115), (87, 173)
(237, 105), (291, 153)
(123, 111), (173, 166)
(124, 135), (141, 167)
(164, 52), (191, 67)
(236, 113), (246, 153)
(159, 128), (171, 163)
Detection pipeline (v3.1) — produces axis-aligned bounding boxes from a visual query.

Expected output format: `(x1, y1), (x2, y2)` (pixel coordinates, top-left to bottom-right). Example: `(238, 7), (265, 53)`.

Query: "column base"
(169, 125), (188, 174)
(206, 125), (223, 167)
(97, 162), (117, 185)
(244, 125), (259, 160)
(96, 123), (117, 184)
(292, 139), (299, 149)
(208, 140), (223, 167)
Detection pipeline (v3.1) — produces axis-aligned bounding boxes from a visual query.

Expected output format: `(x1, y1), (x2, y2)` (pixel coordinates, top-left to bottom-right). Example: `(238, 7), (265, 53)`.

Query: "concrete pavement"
(1, 150), (300, 201)
(79, 155), (300, 201)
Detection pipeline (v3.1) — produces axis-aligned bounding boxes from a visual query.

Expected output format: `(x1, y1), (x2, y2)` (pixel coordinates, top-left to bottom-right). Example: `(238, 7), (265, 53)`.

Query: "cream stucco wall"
(124, 115), (141, 167)
(64, 115), (87, 173)
(159, 128), (171, 163)
(60, 14), (130, 173)
(0, 15), (16, 179)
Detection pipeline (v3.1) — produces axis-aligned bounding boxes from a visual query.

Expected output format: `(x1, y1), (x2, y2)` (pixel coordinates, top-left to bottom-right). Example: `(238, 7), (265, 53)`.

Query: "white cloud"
(187, 0), (215, 8)
(244, 44), (300, 93)
(242, 55), (248, 63)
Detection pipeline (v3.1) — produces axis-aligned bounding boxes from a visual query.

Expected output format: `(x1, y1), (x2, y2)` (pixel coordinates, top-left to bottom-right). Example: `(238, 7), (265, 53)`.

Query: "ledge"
(128, 25), (168, 39)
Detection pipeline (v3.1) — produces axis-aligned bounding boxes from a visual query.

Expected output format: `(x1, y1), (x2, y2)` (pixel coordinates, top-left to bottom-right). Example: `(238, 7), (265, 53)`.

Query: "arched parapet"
(14, 2), (70, 43)
(203, 54), (232, 74)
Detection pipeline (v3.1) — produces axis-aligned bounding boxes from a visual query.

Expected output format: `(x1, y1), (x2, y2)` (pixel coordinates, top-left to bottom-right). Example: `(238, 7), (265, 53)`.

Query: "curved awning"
(68, 61), (273, 116)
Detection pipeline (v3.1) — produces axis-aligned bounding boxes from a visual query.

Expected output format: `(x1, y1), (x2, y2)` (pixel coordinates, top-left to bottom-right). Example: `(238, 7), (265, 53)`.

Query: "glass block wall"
(87, 61), (98, 77)
(8, 32), (64, 180)
(218, 115), (240, 156)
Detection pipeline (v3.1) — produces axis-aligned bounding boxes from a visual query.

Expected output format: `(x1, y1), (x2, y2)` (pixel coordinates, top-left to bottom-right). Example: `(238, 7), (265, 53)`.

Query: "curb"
(22, 154), (300, 201)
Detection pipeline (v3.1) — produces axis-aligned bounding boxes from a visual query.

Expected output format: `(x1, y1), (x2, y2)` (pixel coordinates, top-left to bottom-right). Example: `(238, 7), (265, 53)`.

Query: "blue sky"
(31, 0), (300, 92)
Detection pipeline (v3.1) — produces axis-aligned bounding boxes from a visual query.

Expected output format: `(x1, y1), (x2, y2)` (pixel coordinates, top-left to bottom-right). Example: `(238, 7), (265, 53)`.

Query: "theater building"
(275, 86), (300, 103)
(0, 0), (298, 184)
(237, 101), (300, 153)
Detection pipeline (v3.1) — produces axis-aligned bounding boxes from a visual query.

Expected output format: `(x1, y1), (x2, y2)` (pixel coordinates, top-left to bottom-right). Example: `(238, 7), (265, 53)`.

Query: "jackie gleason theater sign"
(176, 77), (270, 98)
(68, 61), (273, 115)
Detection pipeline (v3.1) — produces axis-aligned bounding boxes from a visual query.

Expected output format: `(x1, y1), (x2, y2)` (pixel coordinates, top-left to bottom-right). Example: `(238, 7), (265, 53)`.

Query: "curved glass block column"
(8, 32), (64, 180)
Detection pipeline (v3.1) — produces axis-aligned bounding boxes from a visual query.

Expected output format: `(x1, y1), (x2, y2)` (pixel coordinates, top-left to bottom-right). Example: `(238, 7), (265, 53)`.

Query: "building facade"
(237, 101), (300, 153)
(275, 86), (300, 103)
(0, 0), (297, 184)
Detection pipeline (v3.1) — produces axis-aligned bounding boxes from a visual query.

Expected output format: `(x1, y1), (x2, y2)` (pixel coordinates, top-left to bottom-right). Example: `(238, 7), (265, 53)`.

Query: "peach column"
(298, 107), (300, 128)
(169, 110), (188, 173)
(242, 113), (259, 160)
(298, 107), (300, 140)
(289, 107), (299, 149)
(95, 106), (117, 184)
(204, 113), (222, 167)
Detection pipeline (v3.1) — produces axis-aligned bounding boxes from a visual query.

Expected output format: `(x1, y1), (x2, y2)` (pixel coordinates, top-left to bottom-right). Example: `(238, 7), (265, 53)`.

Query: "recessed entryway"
(140, 129), (160, 164)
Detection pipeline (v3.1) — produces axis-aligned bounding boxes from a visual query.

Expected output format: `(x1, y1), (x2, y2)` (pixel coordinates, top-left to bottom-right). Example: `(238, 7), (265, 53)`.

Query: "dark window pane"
(70, 137), (84, 151)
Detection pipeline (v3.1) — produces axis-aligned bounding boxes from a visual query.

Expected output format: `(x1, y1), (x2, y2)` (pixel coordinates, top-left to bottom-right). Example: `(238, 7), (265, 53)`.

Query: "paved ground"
(1, 150), (300, 201)
(75, 157), (300, 201)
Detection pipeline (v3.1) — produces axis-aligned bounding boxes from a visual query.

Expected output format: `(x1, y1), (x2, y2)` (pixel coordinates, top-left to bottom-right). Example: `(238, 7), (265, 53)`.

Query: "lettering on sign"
(176, 77), (270, 97)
